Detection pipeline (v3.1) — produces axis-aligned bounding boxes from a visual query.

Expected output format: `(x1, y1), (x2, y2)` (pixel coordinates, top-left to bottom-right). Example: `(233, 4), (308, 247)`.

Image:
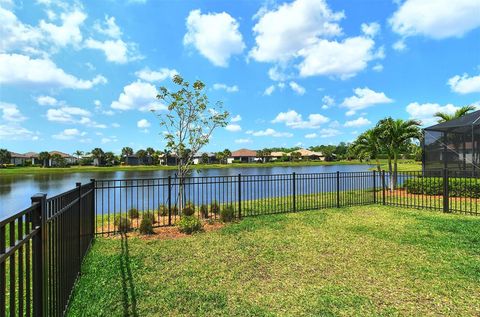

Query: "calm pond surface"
(0, 164), (373, 219)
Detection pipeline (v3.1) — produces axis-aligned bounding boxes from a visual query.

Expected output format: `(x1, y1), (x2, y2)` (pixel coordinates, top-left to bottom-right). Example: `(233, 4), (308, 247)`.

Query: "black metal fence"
(0, 182), (95, 317)
(93, 170), (480, 235)
(2, 170), (479, 315)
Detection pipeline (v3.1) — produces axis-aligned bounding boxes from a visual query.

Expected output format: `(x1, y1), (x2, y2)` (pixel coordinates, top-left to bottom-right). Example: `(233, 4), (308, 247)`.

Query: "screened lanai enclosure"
(423, 110), (480, 173)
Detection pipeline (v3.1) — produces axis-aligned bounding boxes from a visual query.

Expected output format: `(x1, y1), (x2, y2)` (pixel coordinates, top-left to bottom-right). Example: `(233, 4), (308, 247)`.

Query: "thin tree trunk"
(388, 157), (393, 191)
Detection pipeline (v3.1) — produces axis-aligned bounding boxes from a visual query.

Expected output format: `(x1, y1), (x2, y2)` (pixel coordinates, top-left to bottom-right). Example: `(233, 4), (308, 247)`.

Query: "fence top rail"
(0, 202), (39, 227)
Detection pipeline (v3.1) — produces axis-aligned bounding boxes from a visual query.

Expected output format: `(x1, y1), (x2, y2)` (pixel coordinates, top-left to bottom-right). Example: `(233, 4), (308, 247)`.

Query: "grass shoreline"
(0, 159), (421, 175)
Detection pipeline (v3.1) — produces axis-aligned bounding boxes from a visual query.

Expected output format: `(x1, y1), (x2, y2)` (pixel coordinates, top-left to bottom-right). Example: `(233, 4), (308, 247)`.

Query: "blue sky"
(1, 0), (479, 154)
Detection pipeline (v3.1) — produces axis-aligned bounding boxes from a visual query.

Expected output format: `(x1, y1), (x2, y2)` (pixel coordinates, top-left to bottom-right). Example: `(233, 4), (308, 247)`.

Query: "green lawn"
(0, 159), (421, 175)
(69, 206), (480, 316)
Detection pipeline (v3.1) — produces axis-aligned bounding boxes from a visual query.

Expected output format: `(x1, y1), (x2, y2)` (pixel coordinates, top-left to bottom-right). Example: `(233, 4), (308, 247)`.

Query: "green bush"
(182, 202), (195, 216)
(114, 217), (131, 233)
(143, 212), (156, 224)
(128, 208), (140, 219)
(178, 216), (203, 234)
(200, 204), (208, 218)
(159, 204), (168, 216)
(158, 204), (179, 216)
(220, 205), (235, 222)
(139, 217), (154, 235)
(404, 177), (480, 198)
(210, 201), (220, 215)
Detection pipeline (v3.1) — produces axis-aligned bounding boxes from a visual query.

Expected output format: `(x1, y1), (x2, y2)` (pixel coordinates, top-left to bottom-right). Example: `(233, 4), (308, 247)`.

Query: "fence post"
(443, 169), (450, 213)
(90, 179), (95, 237)
(381, 171), (386, 205)
(373, 170), (377, 204)
(168, 176), (172, 225)
(292, 173), (296, 212)
(238, 174), (242, 219)
(31, 193), (46, 317)
(76, 182), (82, 264)
(336, 171), (340, 208)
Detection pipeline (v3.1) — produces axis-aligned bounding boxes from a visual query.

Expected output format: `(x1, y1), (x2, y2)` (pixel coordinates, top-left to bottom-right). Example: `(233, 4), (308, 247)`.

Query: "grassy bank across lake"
(69, 205), (480, 316)
(0, 159), (421, 175)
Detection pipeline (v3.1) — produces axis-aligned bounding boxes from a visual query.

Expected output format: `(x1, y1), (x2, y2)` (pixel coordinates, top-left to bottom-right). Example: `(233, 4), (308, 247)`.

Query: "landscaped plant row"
(404, 177), (480, 198)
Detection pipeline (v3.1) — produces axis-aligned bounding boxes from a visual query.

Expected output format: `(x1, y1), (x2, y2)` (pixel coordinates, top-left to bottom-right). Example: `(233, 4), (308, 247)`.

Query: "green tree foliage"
(156, 75), (229, 209)
(434, 105), (476, 123)
(377, 118), (421, 189)
(351, 128), (383, 171)
(91, 148), (105, 166)
(0, 149), (11, 166)
(38, 151), (50, 167)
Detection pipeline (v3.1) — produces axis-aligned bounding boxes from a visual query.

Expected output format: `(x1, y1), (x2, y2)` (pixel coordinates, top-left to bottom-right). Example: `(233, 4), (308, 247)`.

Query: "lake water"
(0, 164), (373, 219)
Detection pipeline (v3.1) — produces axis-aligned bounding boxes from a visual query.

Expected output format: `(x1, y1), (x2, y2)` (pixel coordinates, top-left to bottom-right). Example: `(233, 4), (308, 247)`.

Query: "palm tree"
(121, 147), (134, 162)
(222, 149), (231, 164)
(352, 128), (383, 171)
(136, 149), (147, 165)
(0, 149), (11, 167)
(73, 150), (84, 165)
(90, 148), (105, 166)
(377, 118), (421, 189)
(38, 151), (50, 168)
(434, 105), (476, 123)
(215, 151), (225, 164)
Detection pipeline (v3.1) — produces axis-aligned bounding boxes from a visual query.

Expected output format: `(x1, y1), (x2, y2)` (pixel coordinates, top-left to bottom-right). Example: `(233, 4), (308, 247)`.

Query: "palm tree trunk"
(393, 152), (398, 190)
(388, 157), (393, 191)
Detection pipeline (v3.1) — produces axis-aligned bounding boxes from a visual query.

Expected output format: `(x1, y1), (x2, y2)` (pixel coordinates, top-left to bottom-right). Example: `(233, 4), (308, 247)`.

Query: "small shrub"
(220, 205), (235, 222)
(143, 212), (156, 224)
(172, 205), (179, 215)
(128, 208), (140, 219)
(178, 216), (203, 234)
(139, 217), (154, 235)
(210, 201), (220, 215)
(200, 204), (208, 218)
(115, 217), (131, 233)
(159, 205), (168, 216)
(182, 202), (195, 216)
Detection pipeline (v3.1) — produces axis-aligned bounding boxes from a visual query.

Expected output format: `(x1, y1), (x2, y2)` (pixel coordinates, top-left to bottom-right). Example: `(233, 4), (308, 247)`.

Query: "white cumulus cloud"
(272, 110), (329, 129)
(137, 119), (151, 128)
(93, 15), (122, 39)
(225, 123), (242, 132)
(344, 117), (371, 127)
(0, 53), (107, 89)
(0, 102), (27, 122)
(246, 128), (293, 137)
(111, 81), (166, 112)
(405, 102), (461, 126)
(39, 7), (86, 48)
(135, 67), (178, 82)
(52, 128), (86, 140)
(341, 87), (393, 116)
(235, 138), (252, 144)
(36, 95), (58, 106)
(289, 81), (306, 95)
(390, 0), (480, 40)
(184, 9), (245, 67)
(231, 114), (242, 122)
(448, 73), (480, 94)
(213, 83), (239, 93)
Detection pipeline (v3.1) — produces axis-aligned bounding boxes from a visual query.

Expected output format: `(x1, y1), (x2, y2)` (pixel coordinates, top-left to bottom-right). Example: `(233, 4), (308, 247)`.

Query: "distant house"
(49, 151), (78, 166)
(24, 152), (39, 165)
(123, 155), (153, 166)
(193, 152), (216, 165)
(269, 151), (288, 161)
(292, 149), (325, 161)
(230, 149), (257, 163)
(9, 152), (28, 165)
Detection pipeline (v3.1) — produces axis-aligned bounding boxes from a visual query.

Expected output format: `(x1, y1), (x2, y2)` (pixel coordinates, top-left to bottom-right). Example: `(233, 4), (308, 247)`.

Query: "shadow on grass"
(120, 234), (138, 317)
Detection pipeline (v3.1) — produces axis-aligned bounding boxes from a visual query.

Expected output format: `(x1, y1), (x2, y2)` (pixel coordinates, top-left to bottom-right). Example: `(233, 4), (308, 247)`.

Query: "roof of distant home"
(49, 151), (75, 158)
(231, 149), (257, 157)
(293, 148), (324, 157)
